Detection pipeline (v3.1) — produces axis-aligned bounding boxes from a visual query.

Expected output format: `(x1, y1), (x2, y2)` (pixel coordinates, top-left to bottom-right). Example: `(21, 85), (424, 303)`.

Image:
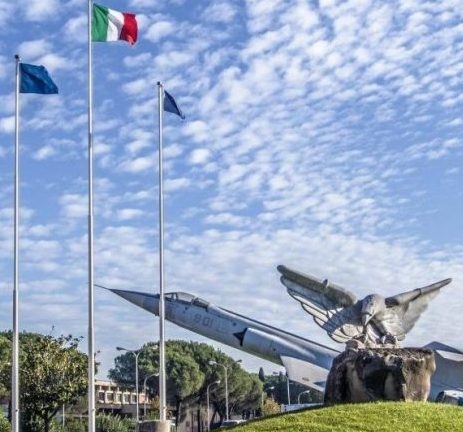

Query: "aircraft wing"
(280, 355), (328, 393)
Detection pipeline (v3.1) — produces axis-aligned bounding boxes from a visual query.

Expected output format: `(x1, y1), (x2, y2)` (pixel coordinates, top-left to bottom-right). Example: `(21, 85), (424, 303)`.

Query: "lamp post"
(116, 347), (142, 423)
(297, 390), (311, 404)
(209, 359), (241, 421)
(206, 380), (220, 431)
(286, 373), (291, 406)
(143, 373), (159, 418)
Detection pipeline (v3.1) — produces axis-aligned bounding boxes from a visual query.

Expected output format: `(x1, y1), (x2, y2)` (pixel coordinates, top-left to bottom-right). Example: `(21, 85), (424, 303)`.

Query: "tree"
(108, 340), (262, 426)
(0, 335), (11, 399)
(263, 372), (323, 405)
(108, 341), (159, 387)
(109, 341), (205, 426)
(166, 351), (204, 425)
(0, 413), (9, 432)
(258, 367), (265, 382)
(0, 332), (88, 432)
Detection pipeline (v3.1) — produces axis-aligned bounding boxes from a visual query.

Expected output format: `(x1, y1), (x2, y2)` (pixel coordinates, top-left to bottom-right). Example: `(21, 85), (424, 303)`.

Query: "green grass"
(231, 402), (463, 432)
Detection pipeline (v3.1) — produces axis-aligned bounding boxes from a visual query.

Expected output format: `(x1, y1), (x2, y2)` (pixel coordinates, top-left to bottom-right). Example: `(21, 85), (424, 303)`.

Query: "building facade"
(95, 379), (151, 417)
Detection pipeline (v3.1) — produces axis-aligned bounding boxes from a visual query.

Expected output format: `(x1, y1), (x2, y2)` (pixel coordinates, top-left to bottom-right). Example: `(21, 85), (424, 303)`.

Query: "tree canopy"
(109, 340), (262, 426)
(263, 372), (323, 405)
(0, 331), (88, 432)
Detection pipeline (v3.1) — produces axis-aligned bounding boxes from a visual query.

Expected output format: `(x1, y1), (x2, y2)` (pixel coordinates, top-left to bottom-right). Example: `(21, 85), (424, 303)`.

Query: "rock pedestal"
(324, 347), (435, 404)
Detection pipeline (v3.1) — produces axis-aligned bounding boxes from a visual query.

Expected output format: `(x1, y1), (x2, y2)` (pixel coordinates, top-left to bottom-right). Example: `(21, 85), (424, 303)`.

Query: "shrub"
(0, 414), (10, 432)
(63, 418), (86, 432)
(96, 414), (135, 432)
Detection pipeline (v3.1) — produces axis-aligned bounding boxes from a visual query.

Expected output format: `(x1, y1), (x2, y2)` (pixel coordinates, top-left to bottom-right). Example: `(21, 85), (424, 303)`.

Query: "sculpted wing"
(277, 265), (379, 343)
(380, 278), (452, 340)
(277, 265), (357, 307)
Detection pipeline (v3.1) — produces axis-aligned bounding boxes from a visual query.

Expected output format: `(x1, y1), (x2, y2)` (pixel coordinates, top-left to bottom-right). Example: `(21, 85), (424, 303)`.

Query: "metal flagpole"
(12, 53), (20, 432)
(157, 81), (168, 424)
(87, 1), (96, 431)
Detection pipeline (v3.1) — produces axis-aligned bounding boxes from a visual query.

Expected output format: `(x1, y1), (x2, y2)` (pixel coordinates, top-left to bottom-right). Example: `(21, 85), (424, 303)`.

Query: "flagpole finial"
(157, 81), (163, 87)
(14, 54), (20, 61)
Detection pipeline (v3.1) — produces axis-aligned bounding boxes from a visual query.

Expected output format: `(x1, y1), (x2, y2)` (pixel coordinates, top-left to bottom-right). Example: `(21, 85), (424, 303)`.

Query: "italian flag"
(92, 3), (138, 45)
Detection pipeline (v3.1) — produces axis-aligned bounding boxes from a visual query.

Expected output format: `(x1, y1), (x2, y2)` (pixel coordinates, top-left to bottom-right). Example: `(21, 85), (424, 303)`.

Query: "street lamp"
(297, 390), (311, 404)
(116, 346), (142, 423)
(143, 373), (159, 418)
(208, 359), (241, 421)
(206, 380), (220, 431)
(286, 373), (291, 406)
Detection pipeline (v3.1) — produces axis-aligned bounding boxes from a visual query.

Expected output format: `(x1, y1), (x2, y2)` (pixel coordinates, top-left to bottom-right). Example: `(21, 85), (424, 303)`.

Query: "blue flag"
(164, 90), (185, 119)
(20, 63), (58, 94)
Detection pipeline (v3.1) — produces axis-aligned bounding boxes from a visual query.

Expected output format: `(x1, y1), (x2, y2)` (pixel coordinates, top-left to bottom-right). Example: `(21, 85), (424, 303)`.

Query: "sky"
(0, 0), (462, 379)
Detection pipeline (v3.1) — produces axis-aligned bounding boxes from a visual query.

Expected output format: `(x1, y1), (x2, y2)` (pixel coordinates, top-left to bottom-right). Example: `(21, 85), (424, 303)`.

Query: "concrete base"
(137, 420), (172, 432)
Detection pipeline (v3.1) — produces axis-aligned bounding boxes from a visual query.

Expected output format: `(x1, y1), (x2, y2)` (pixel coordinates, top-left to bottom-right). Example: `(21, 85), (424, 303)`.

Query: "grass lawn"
(230, 402), (463, 432)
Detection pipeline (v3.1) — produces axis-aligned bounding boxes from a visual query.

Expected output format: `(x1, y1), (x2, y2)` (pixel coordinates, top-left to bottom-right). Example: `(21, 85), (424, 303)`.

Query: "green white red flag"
(92, 3), (138, 45)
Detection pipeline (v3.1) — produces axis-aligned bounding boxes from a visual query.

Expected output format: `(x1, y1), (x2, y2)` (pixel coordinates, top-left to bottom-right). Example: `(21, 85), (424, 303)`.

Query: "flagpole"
(12, 53), (20, 432)
(87, 1), (96, 431)
(157, 81), (168, 424)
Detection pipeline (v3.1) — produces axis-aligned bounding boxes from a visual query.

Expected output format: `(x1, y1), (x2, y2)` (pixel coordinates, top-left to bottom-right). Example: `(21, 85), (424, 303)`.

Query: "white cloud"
(188, 148), (211, 165)
(120, 155), (154, 173)
(33, 145), (56, 160)
(117, 208), (144, 221)
(63, 13), (86, 42)
(20, 0), (60, 22)
(122, 78), (151, 95)
(0, 56), (8, 79)
(0, 1), (15, 25)
(2, 0), (463, 379)
(37, 53), (72, 72)
(204, 212), (247, 226)
(19, 39), (52, 59)
(145, 20), (175, 43)
(184, 121), (209, 143)
(27, 224), (55, 237)
(59, 194), (87, 218)
(165, 177), (190, 192)
(201, 2), (237, 23)
(123, 53), (151, 68)
(0, 116), (14, 134)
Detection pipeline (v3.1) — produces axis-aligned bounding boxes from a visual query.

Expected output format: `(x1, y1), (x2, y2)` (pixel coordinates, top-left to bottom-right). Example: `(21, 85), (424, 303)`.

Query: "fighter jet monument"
(102, 266), (463, 399)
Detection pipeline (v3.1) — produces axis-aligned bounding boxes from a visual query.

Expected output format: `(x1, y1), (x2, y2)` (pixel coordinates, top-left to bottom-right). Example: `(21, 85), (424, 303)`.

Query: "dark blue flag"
(20, 63), (58, 94)
(164, 90), (185, 119)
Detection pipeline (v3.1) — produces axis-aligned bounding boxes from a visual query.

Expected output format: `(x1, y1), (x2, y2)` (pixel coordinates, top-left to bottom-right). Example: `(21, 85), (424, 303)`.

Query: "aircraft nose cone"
(106, 288), (160, 315)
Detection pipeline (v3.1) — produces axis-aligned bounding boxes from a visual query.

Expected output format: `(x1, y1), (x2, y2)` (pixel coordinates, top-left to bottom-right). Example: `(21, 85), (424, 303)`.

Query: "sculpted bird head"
(361, 294), (383, 326)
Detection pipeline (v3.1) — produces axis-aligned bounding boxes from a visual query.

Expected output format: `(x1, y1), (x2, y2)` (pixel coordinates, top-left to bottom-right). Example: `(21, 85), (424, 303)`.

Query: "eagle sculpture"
(277, 265), (452, 346)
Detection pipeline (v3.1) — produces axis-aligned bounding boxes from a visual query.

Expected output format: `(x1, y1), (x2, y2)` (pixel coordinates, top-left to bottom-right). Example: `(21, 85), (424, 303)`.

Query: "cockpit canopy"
(165, 292), (210, 308)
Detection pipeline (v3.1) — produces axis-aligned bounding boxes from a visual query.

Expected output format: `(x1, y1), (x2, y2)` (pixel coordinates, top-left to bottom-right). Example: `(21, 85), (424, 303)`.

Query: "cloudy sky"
(1, 0), (462, 377)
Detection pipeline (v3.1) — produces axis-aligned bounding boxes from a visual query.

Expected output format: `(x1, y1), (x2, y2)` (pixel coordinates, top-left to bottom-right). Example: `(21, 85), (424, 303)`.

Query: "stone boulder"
(324, 347), (435, 404)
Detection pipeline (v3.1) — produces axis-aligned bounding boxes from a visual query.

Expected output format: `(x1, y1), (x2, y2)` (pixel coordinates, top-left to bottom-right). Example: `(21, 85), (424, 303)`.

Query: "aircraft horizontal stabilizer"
(280, 355), (328, 392)
(424, 341), (463, 398)
(424, 341), (463, 361)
